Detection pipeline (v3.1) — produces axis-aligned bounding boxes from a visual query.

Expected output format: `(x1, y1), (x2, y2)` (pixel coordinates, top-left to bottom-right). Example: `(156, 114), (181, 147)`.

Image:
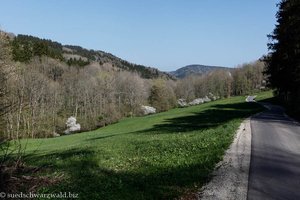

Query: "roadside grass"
(255, 90), (300, 121)
(20, 94), (267, 199)
(254, 90), (275, 102)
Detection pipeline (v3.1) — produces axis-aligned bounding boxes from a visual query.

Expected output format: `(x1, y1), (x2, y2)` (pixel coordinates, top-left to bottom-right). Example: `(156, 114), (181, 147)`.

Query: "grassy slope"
(22, 93), (271, 200)
(254, 90), (274, 102)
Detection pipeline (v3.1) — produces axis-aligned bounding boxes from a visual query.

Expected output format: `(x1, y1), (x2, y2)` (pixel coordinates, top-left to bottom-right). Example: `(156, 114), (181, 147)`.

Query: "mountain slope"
(170, 64), (229, 78)
(11, 34), (173, 79)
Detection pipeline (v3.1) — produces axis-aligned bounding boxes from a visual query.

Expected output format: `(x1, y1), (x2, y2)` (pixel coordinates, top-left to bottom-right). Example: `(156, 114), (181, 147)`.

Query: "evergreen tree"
(264, 0), (300, 111)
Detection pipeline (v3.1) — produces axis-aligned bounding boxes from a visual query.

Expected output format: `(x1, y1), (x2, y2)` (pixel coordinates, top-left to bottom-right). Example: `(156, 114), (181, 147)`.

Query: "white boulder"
(141, 105), (156, 115)
(64, 116), (81, 134)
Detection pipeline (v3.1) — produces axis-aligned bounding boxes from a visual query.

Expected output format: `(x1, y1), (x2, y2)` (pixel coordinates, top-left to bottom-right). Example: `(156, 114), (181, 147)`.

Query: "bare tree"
(116, 71), (146, 116)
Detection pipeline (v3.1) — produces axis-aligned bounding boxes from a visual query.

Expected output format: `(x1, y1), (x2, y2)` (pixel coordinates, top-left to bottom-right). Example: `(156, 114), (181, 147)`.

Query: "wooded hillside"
(11, 34), (173, 79)
(0, 31), (266, 139)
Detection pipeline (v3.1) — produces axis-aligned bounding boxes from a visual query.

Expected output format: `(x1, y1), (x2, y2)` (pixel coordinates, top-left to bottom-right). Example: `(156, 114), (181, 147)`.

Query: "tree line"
(175, 61), (265, 102)
(264, 0), (300, 117)
(0, 30), (266, 140)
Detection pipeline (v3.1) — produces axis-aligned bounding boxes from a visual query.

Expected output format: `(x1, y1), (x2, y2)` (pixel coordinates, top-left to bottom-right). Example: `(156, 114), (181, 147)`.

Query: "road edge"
(197, 118), (252, 200)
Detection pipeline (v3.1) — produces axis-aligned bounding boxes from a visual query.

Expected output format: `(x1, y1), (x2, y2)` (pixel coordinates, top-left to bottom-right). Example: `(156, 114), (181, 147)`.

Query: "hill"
(1, 30), (267, 138)
(10, 34), (173, 79)
(21, 94), (267, 199)
(170, 64), (229, 78)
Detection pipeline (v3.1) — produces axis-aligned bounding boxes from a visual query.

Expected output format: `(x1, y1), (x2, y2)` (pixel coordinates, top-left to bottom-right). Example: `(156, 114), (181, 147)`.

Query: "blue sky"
(0, 0), (279, 71)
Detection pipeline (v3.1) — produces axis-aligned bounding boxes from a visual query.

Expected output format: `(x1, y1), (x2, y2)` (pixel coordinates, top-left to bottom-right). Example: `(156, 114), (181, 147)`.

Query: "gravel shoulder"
(198, 118), (252, 200)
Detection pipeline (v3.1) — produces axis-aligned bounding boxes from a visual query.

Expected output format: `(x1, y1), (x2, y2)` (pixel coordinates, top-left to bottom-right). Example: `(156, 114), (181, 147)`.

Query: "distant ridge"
(169, 64), (229, 78)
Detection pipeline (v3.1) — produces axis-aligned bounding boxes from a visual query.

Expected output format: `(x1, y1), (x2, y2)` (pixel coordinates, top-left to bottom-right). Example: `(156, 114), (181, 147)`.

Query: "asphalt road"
(248, 103), (300, 200)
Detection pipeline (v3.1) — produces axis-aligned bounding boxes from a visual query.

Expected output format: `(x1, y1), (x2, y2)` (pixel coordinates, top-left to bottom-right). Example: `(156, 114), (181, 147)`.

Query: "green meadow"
(20, 92), (272, 199)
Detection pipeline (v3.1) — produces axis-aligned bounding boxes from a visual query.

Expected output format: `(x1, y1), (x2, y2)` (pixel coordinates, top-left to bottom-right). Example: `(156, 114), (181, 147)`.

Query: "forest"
(264, 0), (300, 118)
(0, 31), (266, 140)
